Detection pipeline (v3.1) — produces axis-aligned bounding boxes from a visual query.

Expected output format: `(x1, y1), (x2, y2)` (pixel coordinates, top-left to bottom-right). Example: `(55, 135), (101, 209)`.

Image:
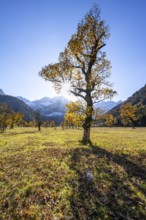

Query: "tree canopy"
(65, 100), (85, 128)
(39, 5), (116, 143)
(120, 103), (137, 128)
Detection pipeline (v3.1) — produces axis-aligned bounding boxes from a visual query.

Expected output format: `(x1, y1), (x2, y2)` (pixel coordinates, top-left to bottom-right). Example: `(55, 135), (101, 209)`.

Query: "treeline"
(1, 101), (146, 133)
(0, 103), (57, 133)
(0, 103), (23, 132)
(96, 102), (146, 128)
(110, 84), (146, 127)
(62, 101), (146, 129)
(111, 102), (146, 127)
(0, 94), (34, 121)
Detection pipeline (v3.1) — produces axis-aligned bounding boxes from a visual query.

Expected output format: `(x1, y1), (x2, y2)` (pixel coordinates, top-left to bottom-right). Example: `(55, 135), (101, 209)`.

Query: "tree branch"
(70, 90), (86, 100)
(76, 87), (93, 93)
(75, 54), (86, 74)
(97, 43), (106, 51)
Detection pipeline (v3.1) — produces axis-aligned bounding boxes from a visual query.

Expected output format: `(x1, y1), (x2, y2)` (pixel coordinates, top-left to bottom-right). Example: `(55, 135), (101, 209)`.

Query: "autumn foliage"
(39, 5), (116, 143)
(120, 103), (137, 128)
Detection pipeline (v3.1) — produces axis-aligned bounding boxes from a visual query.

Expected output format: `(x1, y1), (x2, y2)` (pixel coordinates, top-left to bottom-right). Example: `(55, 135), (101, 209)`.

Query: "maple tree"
(60, 120), (66, 129)
(65, 100), (85, 128)
(120, 103), (137, 128)
(104, 113), (114, 127)
(8, 112), (23, 129)
(34, 111), (41, 131)
(43, 121), (50, 128)
(0, 104), (11, 132)
(50, 120), (56, 128)
(39, 5), (116, 143)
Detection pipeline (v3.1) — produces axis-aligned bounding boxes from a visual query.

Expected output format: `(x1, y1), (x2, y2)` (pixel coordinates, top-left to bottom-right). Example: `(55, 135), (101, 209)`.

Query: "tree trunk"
(38, 122), (41, 131)
(82, 125), (91, 143)
(10, 123), (14, 129)
(82, 91), (94, 144)
(82, 114), (93, 144)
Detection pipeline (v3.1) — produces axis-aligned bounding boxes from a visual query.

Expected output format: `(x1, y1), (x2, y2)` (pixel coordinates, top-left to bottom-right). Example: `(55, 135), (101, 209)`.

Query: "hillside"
(126, 84), (146, 105)
(0, 95), (34, 121)
(111, 84), (146, 126)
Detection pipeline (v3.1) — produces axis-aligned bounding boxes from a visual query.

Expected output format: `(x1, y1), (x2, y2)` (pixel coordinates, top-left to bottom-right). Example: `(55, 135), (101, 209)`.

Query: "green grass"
(0, 127), (146, 219)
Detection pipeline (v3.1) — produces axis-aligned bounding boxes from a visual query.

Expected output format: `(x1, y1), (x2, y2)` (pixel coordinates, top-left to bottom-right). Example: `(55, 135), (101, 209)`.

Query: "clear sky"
(0, 0), (146, 101)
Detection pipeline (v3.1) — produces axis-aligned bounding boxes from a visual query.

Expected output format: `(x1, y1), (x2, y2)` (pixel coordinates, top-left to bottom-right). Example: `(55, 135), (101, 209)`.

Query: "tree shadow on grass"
(69, 145), (146, 220)
(91, 145), (146, 183)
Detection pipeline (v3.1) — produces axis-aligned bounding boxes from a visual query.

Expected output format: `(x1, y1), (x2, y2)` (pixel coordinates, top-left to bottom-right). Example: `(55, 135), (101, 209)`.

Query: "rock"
(85, 170), (93, 182)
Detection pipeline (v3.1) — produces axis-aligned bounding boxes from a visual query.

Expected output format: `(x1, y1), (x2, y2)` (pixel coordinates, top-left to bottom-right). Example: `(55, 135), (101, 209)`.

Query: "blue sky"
(0, 0), (146, 101)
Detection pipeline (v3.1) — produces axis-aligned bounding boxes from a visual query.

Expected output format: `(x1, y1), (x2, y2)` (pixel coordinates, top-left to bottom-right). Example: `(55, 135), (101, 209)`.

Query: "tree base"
(80, 138), (92, 146)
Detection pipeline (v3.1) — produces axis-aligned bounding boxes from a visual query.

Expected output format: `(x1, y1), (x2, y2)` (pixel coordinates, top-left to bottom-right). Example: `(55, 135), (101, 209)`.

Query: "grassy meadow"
(0, 127), (146, 219)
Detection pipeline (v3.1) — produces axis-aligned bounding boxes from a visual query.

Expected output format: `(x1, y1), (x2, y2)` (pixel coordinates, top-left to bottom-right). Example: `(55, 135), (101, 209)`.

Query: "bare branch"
(70, 90), (86, 100)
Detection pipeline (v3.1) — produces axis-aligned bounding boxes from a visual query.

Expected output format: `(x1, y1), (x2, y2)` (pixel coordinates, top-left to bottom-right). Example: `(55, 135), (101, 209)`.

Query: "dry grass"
(0, 127), (146, 219)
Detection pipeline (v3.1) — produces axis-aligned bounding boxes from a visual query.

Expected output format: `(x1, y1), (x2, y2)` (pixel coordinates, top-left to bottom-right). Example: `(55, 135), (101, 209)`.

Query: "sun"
(60, 82), (71, 98)
(59, 82), (76, 101)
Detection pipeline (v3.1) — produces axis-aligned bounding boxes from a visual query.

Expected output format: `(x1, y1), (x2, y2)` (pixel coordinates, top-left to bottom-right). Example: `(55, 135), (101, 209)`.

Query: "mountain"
(110, 84), (146, 126)
(17, 96), (69, 117)
(0, 88), (123, 125)
(17, 95), (69, 125)
(18, 96), (121, 115)
(17, 96), (32, 106)
(32, 97), (51, 107)
(95, 100), (122, 112)
(0, 89), (5, 95)
(17, 95), (122, 124)
(0, 95), (34, 121)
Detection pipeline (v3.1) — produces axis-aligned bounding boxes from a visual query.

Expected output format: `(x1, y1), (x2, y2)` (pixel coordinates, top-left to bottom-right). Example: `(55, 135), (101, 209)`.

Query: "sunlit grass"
(0, 127), (146, 219)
